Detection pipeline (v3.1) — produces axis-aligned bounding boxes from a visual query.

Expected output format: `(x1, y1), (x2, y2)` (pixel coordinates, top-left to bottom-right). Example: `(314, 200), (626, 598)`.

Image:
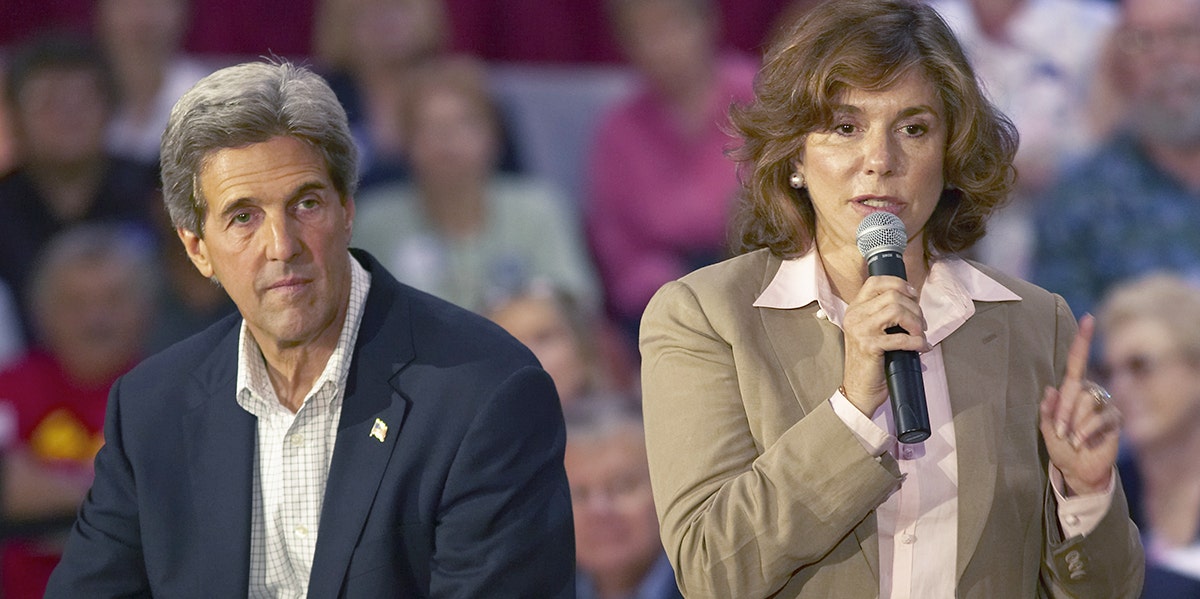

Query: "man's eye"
(232, 212), (252, 224)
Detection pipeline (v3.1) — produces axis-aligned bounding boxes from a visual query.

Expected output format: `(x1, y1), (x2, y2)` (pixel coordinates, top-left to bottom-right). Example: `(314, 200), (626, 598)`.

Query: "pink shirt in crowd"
(585, 53), (759, 325)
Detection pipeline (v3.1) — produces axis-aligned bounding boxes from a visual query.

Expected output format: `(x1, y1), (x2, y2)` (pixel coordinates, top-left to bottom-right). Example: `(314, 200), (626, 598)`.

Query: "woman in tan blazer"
(639, 1), (1144, 597)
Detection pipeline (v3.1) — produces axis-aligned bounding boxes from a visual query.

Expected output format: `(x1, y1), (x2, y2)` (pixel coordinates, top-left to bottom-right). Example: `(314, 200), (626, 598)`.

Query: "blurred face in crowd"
(797, 70), (947, 257)
(1102, 316), (1200, 450)
(565, 427), (664, 589)
(407, 84), (498, 187)
(12, 68), (109, 169)
(615, 0), (715, 96)
(98, 0), (189, 59)
(37, 254), (150, 385)
(1117, 0), (1200, 145)
(487, 293), (589, 407)
(179, 136), (355, 354)
(352, 0), (445, 69)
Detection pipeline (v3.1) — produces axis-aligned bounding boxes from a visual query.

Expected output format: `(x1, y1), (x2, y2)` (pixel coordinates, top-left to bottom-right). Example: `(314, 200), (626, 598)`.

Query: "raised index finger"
(1064, 313), (1096, 387)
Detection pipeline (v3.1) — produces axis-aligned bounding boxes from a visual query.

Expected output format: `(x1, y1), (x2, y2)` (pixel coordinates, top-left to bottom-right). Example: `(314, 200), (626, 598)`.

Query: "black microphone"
(855, 212), (931, 444)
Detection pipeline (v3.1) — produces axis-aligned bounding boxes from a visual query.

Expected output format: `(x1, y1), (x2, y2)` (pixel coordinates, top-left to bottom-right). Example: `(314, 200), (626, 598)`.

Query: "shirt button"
(290, 433), (304, 446)
(815, 308), (827, 320)
(1065, 514), (1080, 526)
(901, 534), (916, 544)
(294, 525), (309, 538)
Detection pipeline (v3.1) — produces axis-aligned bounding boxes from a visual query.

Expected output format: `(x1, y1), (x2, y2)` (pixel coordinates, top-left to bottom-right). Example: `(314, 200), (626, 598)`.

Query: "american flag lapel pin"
(370, 417), (388, 443)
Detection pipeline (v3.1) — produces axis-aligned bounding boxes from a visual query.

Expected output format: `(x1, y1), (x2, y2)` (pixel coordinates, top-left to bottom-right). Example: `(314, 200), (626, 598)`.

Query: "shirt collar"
(753, 251), (1021, 346)
(236, 253), (372, 415)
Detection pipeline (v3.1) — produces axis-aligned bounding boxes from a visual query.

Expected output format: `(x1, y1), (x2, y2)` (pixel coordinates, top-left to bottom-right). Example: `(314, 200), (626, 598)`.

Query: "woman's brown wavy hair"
(729, 0), (1018, 259)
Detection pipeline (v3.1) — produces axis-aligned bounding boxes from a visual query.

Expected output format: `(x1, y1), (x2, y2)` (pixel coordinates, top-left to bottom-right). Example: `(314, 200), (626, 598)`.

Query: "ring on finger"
(1084, 381), (1111, 412)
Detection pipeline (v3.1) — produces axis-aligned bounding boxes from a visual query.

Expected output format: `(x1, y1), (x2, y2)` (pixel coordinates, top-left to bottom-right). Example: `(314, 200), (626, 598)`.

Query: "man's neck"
(254, 297), (351, 413)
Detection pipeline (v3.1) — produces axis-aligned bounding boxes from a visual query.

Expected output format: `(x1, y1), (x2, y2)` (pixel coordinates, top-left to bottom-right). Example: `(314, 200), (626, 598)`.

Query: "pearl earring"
(789, 172), (805, 189)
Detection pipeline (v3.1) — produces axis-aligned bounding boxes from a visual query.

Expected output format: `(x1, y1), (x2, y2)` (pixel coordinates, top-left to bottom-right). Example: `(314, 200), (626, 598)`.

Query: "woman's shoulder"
(965, 258), (1069, 316)
(650, 249), (779, 312)
(680, 248), (777, 287)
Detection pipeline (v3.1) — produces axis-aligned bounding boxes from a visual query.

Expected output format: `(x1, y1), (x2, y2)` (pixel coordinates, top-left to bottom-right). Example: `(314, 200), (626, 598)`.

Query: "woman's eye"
(835, 123), (856, 135)
(901, 124), (928, 136)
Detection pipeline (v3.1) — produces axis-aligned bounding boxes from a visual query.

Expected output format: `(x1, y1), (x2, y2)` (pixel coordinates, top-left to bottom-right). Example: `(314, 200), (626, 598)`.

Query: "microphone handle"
(866, 249), (931, 444)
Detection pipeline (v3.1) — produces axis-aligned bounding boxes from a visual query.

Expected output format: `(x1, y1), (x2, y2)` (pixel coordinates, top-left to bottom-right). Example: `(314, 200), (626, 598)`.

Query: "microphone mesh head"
(856, 212), (907, 257)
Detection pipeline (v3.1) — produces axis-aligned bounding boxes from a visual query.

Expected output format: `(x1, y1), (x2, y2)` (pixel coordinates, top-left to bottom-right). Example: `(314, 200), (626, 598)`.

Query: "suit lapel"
(755, 255), (882, 578)
(942, 301), (1010, 583)
(182, 324), (256, 597)
(307, 271), (414, 599)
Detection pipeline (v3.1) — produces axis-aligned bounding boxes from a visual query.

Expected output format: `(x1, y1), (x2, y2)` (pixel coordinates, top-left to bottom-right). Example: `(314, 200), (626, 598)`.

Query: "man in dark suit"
(44, 60), (575, 598)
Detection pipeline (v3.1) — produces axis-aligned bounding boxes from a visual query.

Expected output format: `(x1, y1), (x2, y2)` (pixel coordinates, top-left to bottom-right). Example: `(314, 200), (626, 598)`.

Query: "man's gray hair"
(160, 60), (358, 236)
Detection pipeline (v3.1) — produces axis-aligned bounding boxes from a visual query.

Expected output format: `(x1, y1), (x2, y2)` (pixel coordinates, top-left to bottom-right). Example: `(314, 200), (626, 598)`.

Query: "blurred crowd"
(0, 0), (1197, 596)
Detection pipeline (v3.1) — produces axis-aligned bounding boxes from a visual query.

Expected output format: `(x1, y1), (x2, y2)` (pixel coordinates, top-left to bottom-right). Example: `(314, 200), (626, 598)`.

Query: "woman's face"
(1103, 317), (1200, 449)
(797, 70), (948, 255)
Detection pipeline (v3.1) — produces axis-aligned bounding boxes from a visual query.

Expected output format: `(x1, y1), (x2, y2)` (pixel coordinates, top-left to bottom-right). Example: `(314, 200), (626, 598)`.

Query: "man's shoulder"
(360, 254), (539, 372)
(123, 311), (241, 390)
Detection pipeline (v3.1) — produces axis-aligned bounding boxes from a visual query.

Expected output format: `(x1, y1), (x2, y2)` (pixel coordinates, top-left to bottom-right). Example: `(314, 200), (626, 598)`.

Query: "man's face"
(1119, 0), (1200, 145)
(177, 136), (355, 353)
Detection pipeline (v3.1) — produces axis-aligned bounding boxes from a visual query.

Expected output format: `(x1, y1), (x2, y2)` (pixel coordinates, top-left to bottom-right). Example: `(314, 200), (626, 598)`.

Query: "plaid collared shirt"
(236, 255), (370, 599)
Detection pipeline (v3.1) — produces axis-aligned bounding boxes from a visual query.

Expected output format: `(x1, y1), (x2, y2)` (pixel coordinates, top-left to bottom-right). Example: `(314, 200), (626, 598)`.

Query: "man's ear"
(343, 195), (356, 241)
(176, 226), (215, 279)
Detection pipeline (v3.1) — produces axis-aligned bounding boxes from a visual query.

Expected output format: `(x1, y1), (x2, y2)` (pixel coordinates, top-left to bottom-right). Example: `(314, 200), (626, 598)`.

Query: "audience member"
(929, 0), (1117, 278)
(0, 224), (155, 599)
(585, 0), (757, 345)
(0, 33), (159, 342)
(144, 209), (236, 354)
(354, 55), (598, 312)
(1032, 0), (1200, 318)
(316, 0), (444, 186)
(442, 0), (795, 64)
(0, 281), (22, 370)
(0, 71), (16, 177)
(485, 281), (633, 409)
(96, 0), (211, 166)
(1098, 273), (1200, 597)
(564, 394), (682, 599)
(315, 0), (524, 189)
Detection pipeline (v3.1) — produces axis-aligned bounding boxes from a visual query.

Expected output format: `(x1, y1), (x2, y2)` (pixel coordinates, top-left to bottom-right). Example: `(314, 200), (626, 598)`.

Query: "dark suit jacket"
(45, 250), (575, 598)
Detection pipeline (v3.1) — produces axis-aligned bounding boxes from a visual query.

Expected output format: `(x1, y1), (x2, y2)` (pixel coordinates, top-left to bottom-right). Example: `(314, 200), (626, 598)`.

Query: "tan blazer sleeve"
(1039, 294), (1145, 598)
(640, 278), (903, 598)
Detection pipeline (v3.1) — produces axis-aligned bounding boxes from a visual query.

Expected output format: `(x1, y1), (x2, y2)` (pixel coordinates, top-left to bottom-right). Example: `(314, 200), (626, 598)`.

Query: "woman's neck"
(818, 239), (929, 303)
